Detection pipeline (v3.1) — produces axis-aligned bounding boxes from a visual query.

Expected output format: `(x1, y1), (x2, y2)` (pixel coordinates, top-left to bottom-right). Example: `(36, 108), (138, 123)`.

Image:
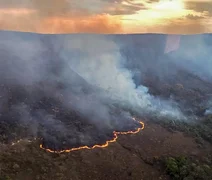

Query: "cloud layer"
(0, 0), (211, 33)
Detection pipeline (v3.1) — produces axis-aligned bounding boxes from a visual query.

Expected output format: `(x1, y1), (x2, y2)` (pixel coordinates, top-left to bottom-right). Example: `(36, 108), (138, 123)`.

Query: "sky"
(0, 0), (211, 34)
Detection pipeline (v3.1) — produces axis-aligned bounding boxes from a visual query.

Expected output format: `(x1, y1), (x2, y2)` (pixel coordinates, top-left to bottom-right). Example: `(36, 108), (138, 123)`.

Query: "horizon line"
(0, 29), (211, 36)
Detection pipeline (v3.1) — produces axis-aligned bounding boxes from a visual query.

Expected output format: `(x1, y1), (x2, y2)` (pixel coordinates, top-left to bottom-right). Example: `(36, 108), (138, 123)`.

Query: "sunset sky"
(0, 0), (211, 34)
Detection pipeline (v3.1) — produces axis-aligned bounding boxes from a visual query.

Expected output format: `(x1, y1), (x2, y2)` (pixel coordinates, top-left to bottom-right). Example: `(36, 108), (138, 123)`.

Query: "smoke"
(205, 99), (212, 115)
(0, 31), (187, 147)
(0, 33), (48, 85)
(205, 108), (212, 115)
(60, 35), (185, 119)
(113, 34), (212, 119)
(61, 36), (142, 107)
(166, 34), (212, 82)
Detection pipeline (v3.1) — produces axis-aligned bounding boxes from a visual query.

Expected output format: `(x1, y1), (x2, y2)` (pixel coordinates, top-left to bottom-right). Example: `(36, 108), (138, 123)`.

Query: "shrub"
(165, 156), (212, 180)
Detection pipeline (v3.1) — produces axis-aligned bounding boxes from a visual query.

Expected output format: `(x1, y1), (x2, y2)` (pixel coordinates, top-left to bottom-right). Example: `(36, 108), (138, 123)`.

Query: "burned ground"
(0, 69), (141, 151)
(0, 34), (142, 151)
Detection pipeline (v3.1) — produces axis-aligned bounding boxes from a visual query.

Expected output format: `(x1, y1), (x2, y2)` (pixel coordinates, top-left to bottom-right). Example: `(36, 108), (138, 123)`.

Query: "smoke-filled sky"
(0, 0), (211, 34)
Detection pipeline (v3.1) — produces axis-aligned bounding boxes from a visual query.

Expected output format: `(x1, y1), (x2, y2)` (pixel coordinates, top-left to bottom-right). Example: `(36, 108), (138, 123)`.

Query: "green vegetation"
(164, 156), (212, 180)
(152, 114), (212, 145)
(150, 114), (212, 179)
(0, 176), (12, 180)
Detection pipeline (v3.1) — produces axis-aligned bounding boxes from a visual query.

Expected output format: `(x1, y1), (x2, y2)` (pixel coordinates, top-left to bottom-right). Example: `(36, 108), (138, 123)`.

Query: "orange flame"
(40, 118), (144, 154)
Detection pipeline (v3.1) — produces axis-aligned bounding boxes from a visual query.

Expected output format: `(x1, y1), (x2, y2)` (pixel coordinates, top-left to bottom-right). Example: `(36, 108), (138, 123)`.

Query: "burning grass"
(0, 82), (145, 152)
(39, 118), (144, 153)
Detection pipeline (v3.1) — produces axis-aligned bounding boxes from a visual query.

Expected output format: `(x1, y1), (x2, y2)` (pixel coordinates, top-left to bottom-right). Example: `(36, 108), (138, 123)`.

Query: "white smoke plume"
(205, 99), (212, 115)
(0, 31), (191, 147)
(0, 32), (186, 137)
(60, 35), (185, 120)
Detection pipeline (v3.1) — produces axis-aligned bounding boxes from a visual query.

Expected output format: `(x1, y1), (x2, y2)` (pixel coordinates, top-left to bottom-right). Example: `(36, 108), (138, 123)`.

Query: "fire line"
(39, 118), (145, 154)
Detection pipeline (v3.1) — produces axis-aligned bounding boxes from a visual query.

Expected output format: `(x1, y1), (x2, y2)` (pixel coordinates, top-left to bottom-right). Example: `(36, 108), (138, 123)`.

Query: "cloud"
(0, 10), (39, 32)
(146, 0), (159, 3)
(0, 0), (31, 8)
(105, 1), (146, 15)
(0, 12), (122, 33)
(0, 0), (211, 34)
(0, 0), (70, 14)
(158, 21), (206, 34)
(40, 15), (123, 34)
(185, 14), (204, 20)
(0, 0), (124, 33)
(30, 0), (73, 18)
(0, 8), (36, 15)
(0, 0), (147, 16)
(185, 0), (212, 15)
(131, 18), (207, 34)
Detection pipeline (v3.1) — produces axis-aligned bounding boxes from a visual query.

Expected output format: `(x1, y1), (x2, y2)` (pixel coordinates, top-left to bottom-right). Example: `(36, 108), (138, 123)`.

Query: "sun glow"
(147, 0), (186, 19)
(121, 0), (188, 32)
(154, 0), (184, 11)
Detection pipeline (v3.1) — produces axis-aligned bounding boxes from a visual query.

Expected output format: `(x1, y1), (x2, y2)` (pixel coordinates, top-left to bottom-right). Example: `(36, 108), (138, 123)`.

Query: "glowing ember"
(40, 118), (144, 154)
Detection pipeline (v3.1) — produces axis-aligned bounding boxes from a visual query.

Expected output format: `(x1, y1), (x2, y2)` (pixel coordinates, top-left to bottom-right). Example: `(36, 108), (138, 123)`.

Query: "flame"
(40, 118), (144, 154)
